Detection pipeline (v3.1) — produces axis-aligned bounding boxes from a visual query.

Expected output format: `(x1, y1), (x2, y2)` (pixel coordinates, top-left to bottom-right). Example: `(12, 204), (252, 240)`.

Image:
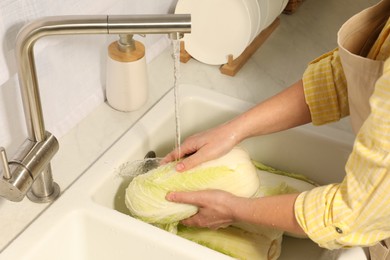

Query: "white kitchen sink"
(0, 84), (367, 260)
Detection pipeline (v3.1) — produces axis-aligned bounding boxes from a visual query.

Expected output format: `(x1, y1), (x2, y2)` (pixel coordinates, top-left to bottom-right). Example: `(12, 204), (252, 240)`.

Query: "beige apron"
(337, 0), (390, 259)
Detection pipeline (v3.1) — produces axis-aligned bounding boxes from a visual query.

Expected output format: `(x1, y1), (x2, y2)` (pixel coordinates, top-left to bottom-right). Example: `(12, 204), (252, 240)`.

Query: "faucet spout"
(1, 14), (191, 203)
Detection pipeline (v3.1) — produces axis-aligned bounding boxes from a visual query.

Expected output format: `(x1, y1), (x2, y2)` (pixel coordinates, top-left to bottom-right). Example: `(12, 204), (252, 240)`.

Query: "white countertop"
(0, 0), (375, 252)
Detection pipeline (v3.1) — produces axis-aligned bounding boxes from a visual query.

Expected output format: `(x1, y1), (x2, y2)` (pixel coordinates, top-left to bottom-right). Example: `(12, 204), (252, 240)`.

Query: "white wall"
(0, 0), (177, 155)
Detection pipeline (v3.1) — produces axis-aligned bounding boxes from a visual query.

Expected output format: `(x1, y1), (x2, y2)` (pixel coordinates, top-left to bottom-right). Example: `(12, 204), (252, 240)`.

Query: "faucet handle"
(0, 147), (11, 180)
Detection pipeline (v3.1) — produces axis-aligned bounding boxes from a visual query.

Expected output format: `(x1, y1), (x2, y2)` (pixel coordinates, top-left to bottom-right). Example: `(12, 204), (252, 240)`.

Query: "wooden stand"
(180, 41), (192, 63)
(180, 18), (280, 77)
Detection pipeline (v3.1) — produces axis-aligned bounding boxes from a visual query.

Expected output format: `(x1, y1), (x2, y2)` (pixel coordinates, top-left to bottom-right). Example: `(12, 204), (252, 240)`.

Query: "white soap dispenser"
(106, 34), (148, 112)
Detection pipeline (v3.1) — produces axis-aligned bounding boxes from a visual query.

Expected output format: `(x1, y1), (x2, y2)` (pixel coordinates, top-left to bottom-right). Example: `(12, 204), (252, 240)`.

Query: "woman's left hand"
(166, 189), (240, 230)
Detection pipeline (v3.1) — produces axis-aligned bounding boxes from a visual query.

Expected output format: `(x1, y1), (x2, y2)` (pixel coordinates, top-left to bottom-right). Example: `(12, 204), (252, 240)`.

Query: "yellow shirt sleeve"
(295, 57), (390, 249)
(302, 48), (349, 125)
(296, 17), (390, 249)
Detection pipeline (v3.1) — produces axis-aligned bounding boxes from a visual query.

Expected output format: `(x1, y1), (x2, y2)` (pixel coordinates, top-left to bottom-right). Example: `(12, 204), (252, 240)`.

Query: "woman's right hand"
(161, 122), (240, 172)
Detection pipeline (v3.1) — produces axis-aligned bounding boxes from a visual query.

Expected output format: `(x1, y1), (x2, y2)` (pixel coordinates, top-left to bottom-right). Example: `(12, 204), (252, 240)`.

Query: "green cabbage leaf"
(125, 147), (260, 232)
(177, 225), (282, 260)
(124, 146), (317, 259)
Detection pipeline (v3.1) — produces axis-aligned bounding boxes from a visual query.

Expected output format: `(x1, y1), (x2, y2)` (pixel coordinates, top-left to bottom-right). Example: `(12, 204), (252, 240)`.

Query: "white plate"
(263, 0), (287, 28)
(258, 0), (269, 32)
(246, 0), (262, 42)
(175, 0), (255, 65)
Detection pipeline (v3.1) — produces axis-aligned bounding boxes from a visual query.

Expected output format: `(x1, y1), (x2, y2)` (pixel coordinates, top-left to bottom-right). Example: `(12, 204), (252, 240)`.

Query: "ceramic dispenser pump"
(106, 34), (148, 112)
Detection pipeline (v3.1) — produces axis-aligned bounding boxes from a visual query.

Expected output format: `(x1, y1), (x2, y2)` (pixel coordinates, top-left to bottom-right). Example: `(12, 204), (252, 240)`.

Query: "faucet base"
(27, 182), (60, 203)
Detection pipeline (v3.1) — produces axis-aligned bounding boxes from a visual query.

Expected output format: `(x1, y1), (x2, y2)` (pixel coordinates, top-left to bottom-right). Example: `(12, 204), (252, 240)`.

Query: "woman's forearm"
(162, 80), (312, 171)
(231, 193), (306, 235)
(228, 80), (312, 142)
(167, 190), (306, 235)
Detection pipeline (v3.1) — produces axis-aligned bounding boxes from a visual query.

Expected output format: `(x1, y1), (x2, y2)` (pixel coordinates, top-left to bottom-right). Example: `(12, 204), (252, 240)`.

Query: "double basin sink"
(1, 85), (366, 259)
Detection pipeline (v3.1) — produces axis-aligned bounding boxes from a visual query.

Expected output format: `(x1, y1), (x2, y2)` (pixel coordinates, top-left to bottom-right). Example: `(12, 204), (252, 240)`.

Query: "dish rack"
(180, 18), (280, 77)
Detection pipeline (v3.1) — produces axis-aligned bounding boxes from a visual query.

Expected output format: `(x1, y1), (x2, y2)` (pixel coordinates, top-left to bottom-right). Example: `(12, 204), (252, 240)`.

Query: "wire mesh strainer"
(117, 151), (162, 179)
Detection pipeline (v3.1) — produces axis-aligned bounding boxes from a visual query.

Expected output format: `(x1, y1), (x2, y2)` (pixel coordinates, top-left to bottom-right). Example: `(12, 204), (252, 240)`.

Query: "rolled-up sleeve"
(295, 58), (390, 249)
(302, 48), (349, 125)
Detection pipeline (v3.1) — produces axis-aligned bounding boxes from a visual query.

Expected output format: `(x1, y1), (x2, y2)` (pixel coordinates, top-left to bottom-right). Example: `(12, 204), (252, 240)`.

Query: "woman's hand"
(166, 190), (240, 229)
(161, 122), (241, 171)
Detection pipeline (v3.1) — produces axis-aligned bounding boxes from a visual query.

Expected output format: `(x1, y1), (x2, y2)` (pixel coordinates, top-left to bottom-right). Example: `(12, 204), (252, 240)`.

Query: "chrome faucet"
(0, 14), (191, 203)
